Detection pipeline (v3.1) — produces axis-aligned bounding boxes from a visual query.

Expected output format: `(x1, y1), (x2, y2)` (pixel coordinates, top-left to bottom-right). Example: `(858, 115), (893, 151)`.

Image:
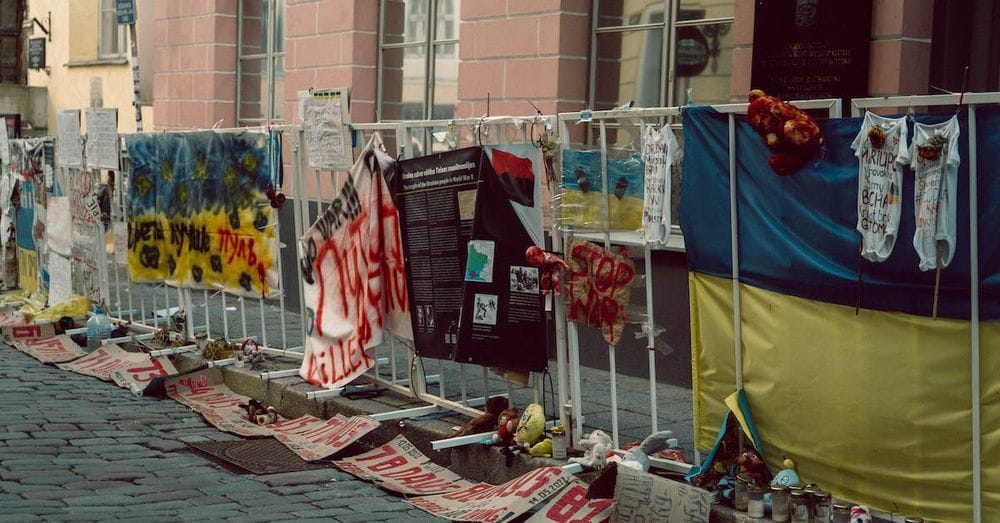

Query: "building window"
(98, 0), (126, 58)
(238, 0), (285, 125)
(929, 0), (1000, 94)
(592, 0), (734, 110)
(377, 0), (460, 125)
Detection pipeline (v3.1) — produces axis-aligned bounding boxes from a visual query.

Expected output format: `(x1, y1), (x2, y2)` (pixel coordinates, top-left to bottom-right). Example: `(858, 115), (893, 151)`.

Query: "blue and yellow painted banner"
(124, 132), (278, 297)
(561, 150), (644, 231)
(681, 105), (1000, 520)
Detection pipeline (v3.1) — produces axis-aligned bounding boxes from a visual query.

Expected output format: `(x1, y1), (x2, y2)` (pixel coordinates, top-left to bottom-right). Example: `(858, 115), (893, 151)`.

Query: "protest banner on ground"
(164, 368), (273, 437)
(12, 334), (86, 363)
(525, 481), (614, 522)
(60, 343), (176, 383)
(613, 465), (711, 523)
(269, 414), (379, 461)
(2, 322), (54, 340)
(335, 434), (473, 495)
(407, 467), (573, 522)
(109, 354), (178, 394)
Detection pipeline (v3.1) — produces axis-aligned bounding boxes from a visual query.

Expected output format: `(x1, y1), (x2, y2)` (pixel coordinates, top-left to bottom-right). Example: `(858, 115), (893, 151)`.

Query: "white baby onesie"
(910, 115), (960, 271)
(851, 112), (910, 262)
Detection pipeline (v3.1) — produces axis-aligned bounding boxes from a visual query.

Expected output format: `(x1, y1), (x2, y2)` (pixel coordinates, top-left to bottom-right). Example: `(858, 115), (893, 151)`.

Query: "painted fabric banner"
(563, 239), (636, 346)
(12, 335), (86, 364)
(454, 145), (547, 372)
(164, 368), (274, 437)
(298, 133), (411, 389)
(124, 131), (278, 297)
(268, 414), (379, 461)
(335, 434), (474, 495)
(69, 167), (102, 302)
(524, 480), (615, 523)
(407, 467), (573, 522)
(15, 204), (38, 293)
(393, 147), (483, 360)
(59, 343), (176, 383)
(560, 150), (644, 231)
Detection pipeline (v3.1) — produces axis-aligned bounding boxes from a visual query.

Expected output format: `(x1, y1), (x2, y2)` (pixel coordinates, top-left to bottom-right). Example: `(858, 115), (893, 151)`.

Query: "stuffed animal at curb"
(492, 408), (520, 446)
(241, 399), (278, 425)
(516, 403), (545, 449)
(529, 438), (552, 458)
(615, 430), (676, 472)
(525, 246), (569, 296)
(770, 458), (800, 488)
(737, 448), (768, 487)
(456, 396), (509, 437)
(747, 89), (823, 176)
(569, 430), (613, 469)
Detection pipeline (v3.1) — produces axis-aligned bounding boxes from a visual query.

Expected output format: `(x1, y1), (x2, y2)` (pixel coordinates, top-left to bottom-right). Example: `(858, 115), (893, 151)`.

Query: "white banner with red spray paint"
(2, 322), (55, 340)
(59, 343), (176, 383)
(164, 368), (275, 437)
(298, 132), (411, 389)
(335, 434), (474, 495)
(268, 414), (379, 461)
(524, 480), (615, 522)
(12, 334), (87, 363)
(407, 467), (574, 522)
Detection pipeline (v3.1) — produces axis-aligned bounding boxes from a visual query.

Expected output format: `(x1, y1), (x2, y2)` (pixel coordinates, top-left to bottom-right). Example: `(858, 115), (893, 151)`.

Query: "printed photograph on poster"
(509, 266), (539, 294)
(464, 239), (495, 282)
(472, 294), (498, 325)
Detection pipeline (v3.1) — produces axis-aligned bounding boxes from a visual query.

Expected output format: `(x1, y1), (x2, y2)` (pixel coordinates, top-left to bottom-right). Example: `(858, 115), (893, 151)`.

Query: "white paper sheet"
(47, 197), (72, 257)
(301, 88), (353, 171)
(56, 110), (83, 168)
(47, 253), (73, 306)
(85, 108), (119, 170)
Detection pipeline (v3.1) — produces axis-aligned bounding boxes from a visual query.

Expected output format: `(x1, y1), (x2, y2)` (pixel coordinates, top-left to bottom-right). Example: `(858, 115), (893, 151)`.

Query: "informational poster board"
(393, 147), (483, 360)
(56, 110), (83, 168)
(85, 108), (119, 170)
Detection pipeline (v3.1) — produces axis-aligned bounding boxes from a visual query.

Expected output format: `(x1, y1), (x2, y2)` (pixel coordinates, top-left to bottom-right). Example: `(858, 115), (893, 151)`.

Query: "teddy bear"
(569, 430), (614, 469)
(455, 396), (509, 437)
(492, 408), (520, 446)
(747, 89), (823, 176)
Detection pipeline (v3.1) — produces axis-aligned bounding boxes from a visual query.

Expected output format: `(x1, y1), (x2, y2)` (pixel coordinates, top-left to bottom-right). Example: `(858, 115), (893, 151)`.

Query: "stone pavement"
(0, 343), (442, 522)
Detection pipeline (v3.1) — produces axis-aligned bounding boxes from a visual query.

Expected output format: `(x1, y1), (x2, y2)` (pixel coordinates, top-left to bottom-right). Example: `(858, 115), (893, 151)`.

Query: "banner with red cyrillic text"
(525, 481), (614, 523)
(2, 322), (55, 341)
(335, 435), (474, 495)
(407, 467), (573, 522)
(164, 368), (275, 437)
(269, 414), (379, 461)
(12, 334), (86, 363)
(59, 343), (176, 382)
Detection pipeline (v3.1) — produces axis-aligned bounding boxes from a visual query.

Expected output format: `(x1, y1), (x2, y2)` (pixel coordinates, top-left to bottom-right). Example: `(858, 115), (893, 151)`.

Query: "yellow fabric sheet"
(690, 272), (1000, 521)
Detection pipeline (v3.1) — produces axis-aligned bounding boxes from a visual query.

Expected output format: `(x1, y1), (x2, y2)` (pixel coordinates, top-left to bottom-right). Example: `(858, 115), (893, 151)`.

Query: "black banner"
(751, 0), (872, 103)
(392, 148), (482, 360)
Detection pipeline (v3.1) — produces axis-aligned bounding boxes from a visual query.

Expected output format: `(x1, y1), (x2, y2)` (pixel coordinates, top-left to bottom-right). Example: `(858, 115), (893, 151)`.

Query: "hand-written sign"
(269, 414), (379, 461)
(613, 465), (711, 523)
(124, 131), (279, 297)
(563, 239), (636, 346)
(2, 323), (54, 340)
(85, 108), (119, 170)
(56, 110), (83, 168)
(109, 355), (177, 393)
(300, 88), (353, 171)
(407, 467), (574, 523)
(164, 368), (274, 437)
(335, 435), (474, 495)
(525, 481), (615, 523)
(59, 343), (175, 383)
(13, 334), (87, 364)
(299, 133), (411, 389)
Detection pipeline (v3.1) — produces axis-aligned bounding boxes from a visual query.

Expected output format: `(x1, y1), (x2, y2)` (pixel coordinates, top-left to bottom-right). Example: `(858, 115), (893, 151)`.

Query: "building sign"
(116, 0), (136, 25)
(28, 38), (45, 69)
(675, 27), (709, 77)
(750, 0), (872, 101)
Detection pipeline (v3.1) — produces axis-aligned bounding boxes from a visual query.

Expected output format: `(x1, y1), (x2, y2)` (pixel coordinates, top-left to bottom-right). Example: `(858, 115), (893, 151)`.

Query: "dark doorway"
(0, 0), (24, 84)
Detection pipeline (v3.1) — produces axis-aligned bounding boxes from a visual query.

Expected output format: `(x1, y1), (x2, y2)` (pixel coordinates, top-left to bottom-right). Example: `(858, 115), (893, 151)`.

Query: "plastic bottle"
(86, 306), (112, 352)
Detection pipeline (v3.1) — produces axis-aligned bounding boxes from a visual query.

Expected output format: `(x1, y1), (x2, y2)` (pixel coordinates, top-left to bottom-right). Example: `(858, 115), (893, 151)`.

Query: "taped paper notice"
(56, 110), (83, 168)
(48, 254), (73, 305)
(407, 467), (573, 523)
(164, 368), (274, 437)
(335, 435), (474, 495)
(85, 108), (119, 170)
(0, 118), (9, 166)
(269, 414), (379, 461)
(301, 88), (353, 171)
(13, 334), (86, 364)
(47, 197), (72, 257)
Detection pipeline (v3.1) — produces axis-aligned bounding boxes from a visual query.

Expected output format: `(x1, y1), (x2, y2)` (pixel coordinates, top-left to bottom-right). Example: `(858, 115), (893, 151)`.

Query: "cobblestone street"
(0, 344), (440, 522)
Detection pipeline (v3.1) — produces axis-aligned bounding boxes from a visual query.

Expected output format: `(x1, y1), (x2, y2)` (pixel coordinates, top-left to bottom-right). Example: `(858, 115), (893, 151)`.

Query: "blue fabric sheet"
(680, 105), (1000, 320)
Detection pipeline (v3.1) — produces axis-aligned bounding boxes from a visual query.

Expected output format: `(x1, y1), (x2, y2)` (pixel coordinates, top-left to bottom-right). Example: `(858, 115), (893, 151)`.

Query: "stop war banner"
(525, 481), (615, 522)
(335, 435), (474, 495)
(13, 334), (86, 363)
(269, 414), (379, 461)
(407, 467), (573, 522)
(59, 343), (176, 383)
(164, 368), (274, 437)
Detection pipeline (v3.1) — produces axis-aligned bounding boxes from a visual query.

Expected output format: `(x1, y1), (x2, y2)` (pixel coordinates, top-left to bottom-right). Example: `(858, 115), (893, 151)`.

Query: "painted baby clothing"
(641, 124), (681, 246)
(851, 112), (910, 262)
(910, 115), (960, 271)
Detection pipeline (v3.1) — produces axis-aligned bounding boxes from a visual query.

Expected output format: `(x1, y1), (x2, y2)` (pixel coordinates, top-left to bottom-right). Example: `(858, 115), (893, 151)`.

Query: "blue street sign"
(116, 0), (136, 25)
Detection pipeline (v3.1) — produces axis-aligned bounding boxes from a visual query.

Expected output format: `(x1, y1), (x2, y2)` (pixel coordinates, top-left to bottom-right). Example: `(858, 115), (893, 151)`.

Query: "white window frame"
(376, 0), (460, 122)
(237, 0), (286, 125)
(98, 0), (126, 59)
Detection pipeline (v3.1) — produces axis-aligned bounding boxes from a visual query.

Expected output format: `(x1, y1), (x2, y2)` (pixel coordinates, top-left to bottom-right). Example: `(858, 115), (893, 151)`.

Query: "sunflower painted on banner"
(124, 132), (279, 297)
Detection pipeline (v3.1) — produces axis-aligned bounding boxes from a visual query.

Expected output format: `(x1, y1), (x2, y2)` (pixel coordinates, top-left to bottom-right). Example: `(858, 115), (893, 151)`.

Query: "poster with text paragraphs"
(454, 145), (547, 372)
(391, 147), (485, 360)
(298, 133), (412, 389)
(560, 149), (644, 232)
(124, 131), (279, 298)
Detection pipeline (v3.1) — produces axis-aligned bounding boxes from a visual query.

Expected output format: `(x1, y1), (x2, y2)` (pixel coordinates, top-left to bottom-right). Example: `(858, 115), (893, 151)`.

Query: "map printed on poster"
(85, 108), (119, 170)
(164, 368), (275, 437)
(407, 467), (574, 523)
(300, 88), (353, 171)
(59, 343), (175, 382)
(564, 239), (636, 346)
(268, 414), (379, 461)
(12, 335), (87, 364)
(124, 131), (279, 297)
(392, 147), (483, 360)
(454, 145), (547, 372)
(334, 435), (474, 495)
(613, 465), (711, 523)
(56, 110), (83, 168)
(298, 133), (411, 389)
(525, 481), (615, 523)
